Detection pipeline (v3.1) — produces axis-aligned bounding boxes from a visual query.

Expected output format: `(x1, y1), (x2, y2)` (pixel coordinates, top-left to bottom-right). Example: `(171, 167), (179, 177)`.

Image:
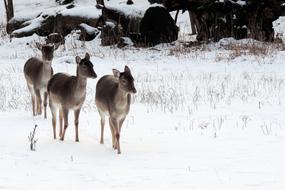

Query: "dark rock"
(127, 0), (134, 5)
(139, 6), (178, 46)
(148, 0), (164, 4)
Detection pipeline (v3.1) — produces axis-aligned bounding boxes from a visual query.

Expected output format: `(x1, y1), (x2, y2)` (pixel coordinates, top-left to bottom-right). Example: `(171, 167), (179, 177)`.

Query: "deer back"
(23, 43), (57, 89)
(48, 73), (83, 108)
(24, 57), (53, 88)
(48, 53), (97, 109)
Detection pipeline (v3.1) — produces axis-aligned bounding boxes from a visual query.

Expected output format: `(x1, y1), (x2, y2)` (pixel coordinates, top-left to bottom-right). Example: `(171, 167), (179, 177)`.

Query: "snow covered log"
(55, 0), (74, 5)
(163, 0), (285, 42)
(101, 5), (178, 46)
(7, 5), (102, 39)
(103, 6), (141, 38)
(7, 1), (178, 46)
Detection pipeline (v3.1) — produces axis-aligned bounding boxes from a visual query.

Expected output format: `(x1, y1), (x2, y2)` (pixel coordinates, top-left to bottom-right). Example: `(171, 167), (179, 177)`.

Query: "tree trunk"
(4, 0), (14, 22)
(189, 11), (197, 34)
(174, 10), (179, 24)
(164, 0), (285, 42)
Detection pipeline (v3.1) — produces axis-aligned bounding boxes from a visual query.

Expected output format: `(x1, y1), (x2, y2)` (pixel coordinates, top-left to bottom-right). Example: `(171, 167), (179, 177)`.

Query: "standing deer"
(47, 53), (97, 141)
(95, 66), (136, 154)
(24, 42), (58, 118)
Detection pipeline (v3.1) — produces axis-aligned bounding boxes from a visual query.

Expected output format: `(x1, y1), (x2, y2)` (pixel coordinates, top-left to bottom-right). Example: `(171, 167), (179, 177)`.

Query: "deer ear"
(36, 42), (42, 50)
(124, 65), (131, 73)
(85, 52), (90, 60)
(75, 56), (81, 65)
(112, 69), (120, 79)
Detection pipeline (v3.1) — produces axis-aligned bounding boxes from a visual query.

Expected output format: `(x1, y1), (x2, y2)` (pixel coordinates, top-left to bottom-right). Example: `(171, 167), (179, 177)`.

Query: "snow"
(79, 23), (98, 35)
(273, 16), (285, 40)
(3, 1), (101, 29)
(12, 16), (44, 35)
(121, 37), (134, 46)
(61, 6), (101, 19)
(221, 0), (246, 6)
(0, 1), (285, 190)
(9, 3), (101, 36)
(229, 0), (246, 6)
(236, 0), (246, 6)
(105, 21), (116, 28)
(105, 0), (163, 17)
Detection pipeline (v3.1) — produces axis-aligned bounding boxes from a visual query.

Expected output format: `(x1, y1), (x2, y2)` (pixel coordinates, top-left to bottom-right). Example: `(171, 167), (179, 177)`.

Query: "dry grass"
(222, 41), (285, 58)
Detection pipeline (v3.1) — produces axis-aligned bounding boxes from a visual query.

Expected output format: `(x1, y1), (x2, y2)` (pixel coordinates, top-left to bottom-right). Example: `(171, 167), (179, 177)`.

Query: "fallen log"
(101, 4), (178, 46)
(7, 5), (102, 39)
(163, 0), (285, 42)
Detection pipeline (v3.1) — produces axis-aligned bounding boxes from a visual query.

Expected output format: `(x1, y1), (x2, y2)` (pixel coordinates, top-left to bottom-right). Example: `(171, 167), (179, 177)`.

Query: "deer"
(95, 66), (137, 154)
(47, 53), (97, 141)
(24, 42), (58, 118)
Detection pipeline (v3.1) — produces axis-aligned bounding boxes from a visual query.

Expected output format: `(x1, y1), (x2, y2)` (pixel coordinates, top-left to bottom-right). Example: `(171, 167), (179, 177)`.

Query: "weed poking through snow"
(28, 125), (38, 151)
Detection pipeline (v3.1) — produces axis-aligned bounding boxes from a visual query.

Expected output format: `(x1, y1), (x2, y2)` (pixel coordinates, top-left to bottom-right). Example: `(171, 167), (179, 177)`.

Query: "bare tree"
(3, 0), (14, 22)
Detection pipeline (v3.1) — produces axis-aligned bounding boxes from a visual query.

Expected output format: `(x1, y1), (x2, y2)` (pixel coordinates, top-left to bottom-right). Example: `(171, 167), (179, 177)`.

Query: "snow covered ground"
(0, 1), (285, 190)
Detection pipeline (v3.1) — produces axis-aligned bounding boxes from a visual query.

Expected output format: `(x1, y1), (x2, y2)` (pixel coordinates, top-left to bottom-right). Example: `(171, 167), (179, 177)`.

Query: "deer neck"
(42, 60), (52, 71)
(75, 72), (87, 92)
(115, 85), (129, 102)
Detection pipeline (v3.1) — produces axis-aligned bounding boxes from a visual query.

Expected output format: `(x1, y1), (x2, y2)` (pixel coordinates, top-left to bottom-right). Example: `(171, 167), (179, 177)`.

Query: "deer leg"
(119, 118), (125, 133)
(59, 108), (63, 138)
(43, 92), (48, 119)
(109, 117), (116, 149)
(35, 89), (42, 115)
(100, 115), (105, 144)
(49, 100), (57, 139)
(110, 117), (121, 154)
(31, 96), (35, 116)
(60, 108), (69, 141)
(74, 109), (81, 142)
(27, 84), (35, 116)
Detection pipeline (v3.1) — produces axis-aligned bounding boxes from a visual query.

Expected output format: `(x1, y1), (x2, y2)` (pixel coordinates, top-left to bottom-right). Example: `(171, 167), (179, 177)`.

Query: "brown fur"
(23, 43), (57, 118)
(95, 66), (136, 154)
(47, 53), (97, 141)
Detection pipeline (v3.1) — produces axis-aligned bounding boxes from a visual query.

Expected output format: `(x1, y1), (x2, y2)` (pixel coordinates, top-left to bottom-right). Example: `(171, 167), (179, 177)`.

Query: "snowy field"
(1, 1), (285, 190)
